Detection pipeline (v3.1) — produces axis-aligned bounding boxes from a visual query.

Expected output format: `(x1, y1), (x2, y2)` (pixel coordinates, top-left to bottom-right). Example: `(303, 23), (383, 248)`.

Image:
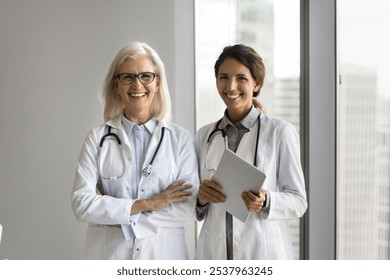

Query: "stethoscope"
(99, 125), (165, 179)
(205, 114), (261, 172)
(142, 127), (165, 176)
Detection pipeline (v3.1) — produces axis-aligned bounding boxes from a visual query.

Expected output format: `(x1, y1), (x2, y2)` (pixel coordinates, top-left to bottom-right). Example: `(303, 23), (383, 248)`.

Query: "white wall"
(0, 0), (195, 259)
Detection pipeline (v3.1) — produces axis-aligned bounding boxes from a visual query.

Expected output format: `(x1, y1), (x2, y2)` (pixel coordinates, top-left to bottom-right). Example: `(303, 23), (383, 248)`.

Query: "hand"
(147, 179), (192, 211)
(197, 179), (226, 206)
(131, 180), (192, 214)
(96, 186), (102, 195)
(241, 188), (266, 212)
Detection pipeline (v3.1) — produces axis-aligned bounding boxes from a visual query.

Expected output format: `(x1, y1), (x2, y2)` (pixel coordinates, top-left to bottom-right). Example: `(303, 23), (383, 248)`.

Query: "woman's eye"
(123, 75), (134, 81)
(219, 75), (228, 80)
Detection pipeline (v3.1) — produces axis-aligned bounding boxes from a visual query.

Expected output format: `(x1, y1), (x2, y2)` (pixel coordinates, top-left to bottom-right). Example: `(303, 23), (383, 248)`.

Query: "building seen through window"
(337, 0), (390, 259)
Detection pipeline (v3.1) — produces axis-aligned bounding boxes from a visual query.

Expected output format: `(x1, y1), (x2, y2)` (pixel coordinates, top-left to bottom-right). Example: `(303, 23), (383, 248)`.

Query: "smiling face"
(115, 56), (159, 124)
(216, 58), (260, 122)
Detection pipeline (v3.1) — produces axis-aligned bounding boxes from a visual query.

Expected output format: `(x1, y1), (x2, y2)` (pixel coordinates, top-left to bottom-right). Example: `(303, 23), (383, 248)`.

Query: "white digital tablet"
(213, 148), (266, 222)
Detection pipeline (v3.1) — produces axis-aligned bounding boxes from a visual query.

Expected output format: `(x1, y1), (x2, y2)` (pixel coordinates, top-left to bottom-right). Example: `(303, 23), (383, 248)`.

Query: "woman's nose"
(131, 77), (144, 89)
(226, 79), (237, 91)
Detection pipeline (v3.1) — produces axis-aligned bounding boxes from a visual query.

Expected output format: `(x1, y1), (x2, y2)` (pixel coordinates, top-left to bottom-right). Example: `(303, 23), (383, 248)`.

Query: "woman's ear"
(155, 76), (160, 93)
(254, 83), (261, 93)
(156, 75), (160, 86)
(114, 79), (120, 94)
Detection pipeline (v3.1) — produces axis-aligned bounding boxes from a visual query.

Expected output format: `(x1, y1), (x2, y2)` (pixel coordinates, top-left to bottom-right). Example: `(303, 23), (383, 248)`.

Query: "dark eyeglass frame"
(116, 72), (158, 85)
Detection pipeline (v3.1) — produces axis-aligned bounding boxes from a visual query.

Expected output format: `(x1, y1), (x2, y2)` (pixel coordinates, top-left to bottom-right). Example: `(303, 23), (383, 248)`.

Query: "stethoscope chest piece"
(142, 165), (152, 177)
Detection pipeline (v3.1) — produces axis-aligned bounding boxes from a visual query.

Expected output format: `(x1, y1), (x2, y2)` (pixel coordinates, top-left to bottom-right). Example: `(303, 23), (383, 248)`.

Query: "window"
(337, 0), (390, 259)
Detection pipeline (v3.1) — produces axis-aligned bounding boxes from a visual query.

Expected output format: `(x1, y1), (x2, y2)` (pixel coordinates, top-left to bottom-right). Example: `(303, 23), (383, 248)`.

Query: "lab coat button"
(234, 236), (240, 242)
(141, 189), (145, 192)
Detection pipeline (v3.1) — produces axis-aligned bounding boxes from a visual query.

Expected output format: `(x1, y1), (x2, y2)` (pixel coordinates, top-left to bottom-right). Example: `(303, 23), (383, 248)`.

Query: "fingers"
(148, 180), (193, 211)
(170, 187), (192, 198)
(242, 189), (266, 201)
(164, 180), (193, 202)
(166, 179), (192, 195)
(167, 180), (192, 193)
(197, 179), (226, 205)
(167, 179), (186, 189)
(259, 187), (266, 199)
(168, 185), (192, 199)
(96, 185), (102, 195)
(241, 190), (265, 212)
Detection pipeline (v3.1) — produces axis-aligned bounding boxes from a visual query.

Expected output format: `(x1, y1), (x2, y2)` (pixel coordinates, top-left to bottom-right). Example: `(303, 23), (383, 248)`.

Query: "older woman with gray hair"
(72, 42), (199, 260)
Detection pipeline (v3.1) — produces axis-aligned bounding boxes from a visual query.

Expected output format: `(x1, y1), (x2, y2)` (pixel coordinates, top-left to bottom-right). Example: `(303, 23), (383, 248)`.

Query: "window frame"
(300, 0), (337, 259)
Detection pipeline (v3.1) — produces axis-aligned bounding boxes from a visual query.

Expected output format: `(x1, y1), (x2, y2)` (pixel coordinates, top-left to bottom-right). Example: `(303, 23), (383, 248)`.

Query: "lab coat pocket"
(85, 224), (129, 260)
(160, 228), (188, 259)
(85, 224), (106, 260)
(263, 221), (291, 259)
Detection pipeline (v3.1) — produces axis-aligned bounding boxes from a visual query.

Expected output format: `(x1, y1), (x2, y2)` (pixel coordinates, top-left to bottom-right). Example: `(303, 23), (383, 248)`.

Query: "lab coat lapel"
(106, 115), (132, 163)
(140, 120), (168, 178)
(235, 123), (259, 166)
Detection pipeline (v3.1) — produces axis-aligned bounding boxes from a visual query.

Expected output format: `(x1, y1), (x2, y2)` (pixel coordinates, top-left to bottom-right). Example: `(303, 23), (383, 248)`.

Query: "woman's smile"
(128, 91), (147, 98)
(226, 93), (241, 100)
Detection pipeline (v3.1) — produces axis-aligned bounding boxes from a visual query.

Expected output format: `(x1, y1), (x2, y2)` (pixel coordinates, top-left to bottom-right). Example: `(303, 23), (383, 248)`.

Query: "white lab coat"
(71, 115), (199, 260)
(194, 112), (307, 260)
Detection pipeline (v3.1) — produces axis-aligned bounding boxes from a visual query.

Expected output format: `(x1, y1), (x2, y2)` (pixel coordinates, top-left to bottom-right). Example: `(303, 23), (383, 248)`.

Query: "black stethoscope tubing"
(100, 126), (121, 147)
(148, 126), (165, 167)
(207, 114), (261, 166)
(100, 125), (165, 177)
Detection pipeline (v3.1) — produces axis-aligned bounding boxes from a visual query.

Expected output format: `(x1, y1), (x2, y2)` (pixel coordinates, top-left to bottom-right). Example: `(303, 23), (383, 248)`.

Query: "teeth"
(129, 92), (146, 97)
(226, 94), (240, 100)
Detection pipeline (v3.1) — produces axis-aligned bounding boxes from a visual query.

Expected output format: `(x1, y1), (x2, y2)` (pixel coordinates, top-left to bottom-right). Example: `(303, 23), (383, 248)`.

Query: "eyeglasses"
(116, 72), (157, 85)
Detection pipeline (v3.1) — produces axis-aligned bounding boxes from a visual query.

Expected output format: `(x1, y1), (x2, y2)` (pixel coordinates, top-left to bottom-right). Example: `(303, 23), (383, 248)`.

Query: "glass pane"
(337, 0), (390, 259)
(195, 0), (301, 259)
